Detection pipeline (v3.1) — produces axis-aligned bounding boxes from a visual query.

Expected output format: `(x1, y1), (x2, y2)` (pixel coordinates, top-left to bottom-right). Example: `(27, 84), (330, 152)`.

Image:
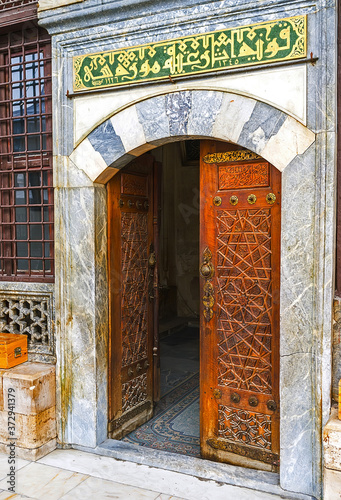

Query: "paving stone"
(0, 462), (88, 500)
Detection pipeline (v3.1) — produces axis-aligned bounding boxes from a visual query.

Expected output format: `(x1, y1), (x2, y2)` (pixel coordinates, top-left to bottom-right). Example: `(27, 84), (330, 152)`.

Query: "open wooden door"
(200, 140), (281, 471)
(108, 153), (159, 439)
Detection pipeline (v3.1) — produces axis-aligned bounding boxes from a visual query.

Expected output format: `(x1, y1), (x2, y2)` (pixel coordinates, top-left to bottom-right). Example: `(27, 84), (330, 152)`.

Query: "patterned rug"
(122, 372), (200, 457)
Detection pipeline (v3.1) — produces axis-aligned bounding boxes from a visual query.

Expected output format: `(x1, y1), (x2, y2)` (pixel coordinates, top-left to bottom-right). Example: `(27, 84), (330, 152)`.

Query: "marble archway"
(57, 90), (328, 498)
(69, 90), (314, 182)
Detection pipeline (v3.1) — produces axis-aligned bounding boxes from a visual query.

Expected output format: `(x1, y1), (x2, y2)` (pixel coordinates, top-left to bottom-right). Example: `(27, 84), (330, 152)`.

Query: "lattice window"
(0, 291), (55, 362)
(0, 0), (36, 10)
(0, 24), (53, 281)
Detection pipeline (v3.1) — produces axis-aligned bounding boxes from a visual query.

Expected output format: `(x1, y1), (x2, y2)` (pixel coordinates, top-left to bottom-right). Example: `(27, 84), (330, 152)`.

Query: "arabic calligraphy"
(203, 151), (261, 163)
(73, 15), (306, 92)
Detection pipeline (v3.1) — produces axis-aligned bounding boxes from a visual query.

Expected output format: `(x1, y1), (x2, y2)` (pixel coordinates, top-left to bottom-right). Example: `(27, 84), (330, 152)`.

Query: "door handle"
(200, 247), (214, 321)
(200, 261), (214, 279)
(148, 244), (157, 301)
(148, 251), (156, 268)
(200, 247), (214, 279)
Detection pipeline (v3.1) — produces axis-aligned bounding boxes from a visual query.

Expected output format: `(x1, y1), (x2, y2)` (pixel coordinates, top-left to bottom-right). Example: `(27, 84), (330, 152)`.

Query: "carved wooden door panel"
(108, 154), (157, 439)
(200, 140), (280, 471)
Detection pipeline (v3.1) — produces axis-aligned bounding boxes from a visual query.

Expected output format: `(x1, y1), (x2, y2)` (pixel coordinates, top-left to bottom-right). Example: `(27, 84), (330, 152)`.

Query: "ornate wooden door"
(200, 140), (281, 471)
(108, 153), (158, 439)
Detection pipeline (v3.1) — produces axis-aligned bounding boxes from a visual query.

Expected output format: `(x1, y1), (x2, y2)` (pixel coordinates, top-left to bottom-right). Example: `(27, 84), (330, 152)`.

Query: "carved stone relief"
(0, 291), (55, 363)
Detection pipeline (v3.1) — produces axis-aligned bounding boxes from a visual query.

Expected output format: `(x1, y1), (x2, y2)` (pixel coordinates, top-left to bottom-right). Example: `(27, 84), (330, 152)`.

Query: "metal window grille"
(0, 25), (53, 281)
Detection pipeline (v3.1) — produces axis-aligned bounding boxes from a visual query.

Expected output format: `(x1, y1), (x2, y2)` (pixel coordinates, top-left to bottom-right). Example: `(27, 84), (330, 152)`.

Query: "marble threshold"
(0, 446), (317, 500)
(71, 440), (315, 500)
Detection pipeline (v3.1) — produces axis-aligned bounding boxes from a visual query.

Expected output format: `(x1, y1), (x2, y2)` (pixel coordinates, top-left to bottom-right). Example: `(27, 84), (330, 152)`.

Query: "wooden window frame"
(0, 3), (37, 31)
(0, 17), (54, 282)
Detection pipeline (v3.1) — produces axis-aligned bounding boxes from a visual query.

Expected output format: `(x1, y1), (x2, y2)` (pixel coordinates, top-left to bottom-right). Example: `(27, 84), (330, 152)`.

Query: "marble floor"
(123, 326), (200, 455)
(122, 373), (200, 456)
(0, 450), (182, 500)
(0, 448), (300, 500)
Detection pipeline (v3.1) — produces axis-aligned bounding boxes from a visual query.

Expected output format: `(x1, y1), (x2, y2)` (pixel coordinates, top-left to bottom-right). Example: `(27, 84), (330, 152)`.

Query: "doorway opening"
(107, 138), (281, 472)
(122, 141), (201, 457)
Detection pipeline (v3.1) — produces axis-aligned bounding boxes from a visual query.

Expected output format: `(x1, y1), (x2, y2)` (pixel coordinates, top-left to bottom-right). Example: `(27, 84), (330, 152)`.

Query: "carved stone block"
(0, 406), (56, 448)
(324, 407), (341, 472)
(2, 362), (55, 415)
(324, 468), (341, 500)
(0, 438), (56, 461)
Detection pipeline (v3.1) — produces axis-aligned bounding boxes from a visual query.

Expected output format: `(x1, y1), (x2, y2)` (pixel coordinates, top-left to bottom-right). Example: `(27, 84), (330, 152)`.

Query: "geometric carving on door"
(218, 405), (272, 450)
(216, 209), (272, 393)
(122, 373), (148, 413)
(121, 212), (148, 367)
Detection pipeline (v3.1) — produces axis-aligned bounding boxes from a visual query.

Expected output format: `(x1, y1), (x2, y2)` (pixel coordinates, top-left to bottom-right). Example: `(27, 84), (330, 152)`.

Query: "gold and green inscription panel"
(73, 15), (306, 92)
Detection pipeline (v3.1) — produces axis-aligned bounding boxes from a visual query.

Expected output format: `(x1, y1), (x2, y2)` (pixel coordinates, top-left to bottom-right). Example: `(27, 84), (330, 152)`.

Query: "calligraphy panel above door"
(73, 16), (306, 91)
